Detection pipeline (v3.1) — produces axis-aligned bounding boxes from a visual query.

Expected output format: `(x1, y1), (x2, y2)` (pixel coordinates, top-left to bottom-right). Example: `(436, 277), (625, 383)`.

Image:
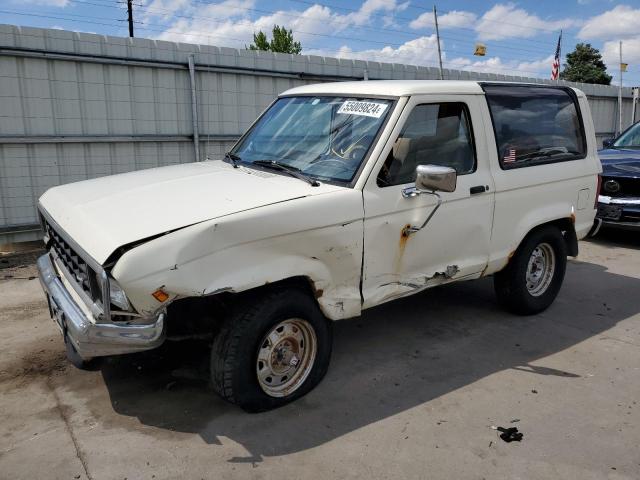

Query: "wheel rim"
(526, 242), (556, 297)
(256, 318), (317, 398)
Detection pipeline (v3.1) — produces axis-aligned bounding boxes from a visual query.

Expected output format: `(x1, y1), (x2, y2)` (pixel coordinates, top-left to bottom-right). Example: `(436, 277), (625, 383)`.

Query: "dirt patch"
(0, 300), (48, 324)
(0, 249), (44, 280)
(0, 344), (67, 387)
(0, 249), (45, 269)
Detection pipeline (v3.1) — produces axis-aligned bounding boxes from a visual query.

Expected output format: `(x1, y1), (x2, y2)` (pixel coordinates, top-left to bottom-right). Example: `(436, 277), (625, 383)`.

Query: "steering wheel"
(345, 144), (368, 160)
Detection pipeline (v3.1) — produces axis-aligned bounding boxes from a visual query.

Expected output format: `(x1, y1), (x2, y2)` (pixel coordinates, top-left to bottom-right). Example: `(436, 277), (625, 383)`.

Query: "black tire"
(210, 286), (332, 412)
(494, 225), (567, 315)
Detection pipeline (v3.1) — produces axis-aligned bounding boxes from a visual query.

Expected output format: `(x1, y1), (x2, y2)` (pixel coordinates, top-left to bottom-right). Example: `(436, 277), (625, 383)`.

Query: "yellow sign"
(474, 43), (486, 56)
(621, 63), (628, 72)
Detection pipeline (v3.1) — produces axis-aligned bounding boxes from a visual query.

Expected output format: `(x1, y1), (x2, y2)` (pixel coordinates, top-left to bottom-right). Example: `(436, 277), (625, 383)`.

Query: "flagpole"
(558, 30), (561, 80)
(619, 41), (623, 135)
(434, 5), (444, 80)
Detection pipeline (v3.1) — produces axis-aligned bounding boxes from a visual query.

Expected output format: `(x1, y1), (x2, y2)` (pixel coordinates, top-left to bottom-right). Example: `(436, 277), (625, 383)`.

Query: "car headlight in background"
(109, 278), (131, 311)
(603, 179), (621, 194)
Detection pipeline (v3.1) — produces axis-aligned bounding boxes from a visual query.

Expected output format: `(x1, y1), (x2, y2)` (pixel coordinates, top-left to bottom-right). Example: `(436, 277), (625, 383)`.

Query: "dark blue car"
(596, 121), (640, 231)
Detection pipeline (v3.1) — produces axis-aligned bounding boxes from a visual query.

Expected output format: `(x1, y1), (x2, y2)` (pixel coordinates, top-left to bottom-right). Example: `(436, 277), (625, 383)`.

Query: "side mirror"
(415, 164), (457, 193)
(602, 138), (614, 149)
(401, 165), (457, 236)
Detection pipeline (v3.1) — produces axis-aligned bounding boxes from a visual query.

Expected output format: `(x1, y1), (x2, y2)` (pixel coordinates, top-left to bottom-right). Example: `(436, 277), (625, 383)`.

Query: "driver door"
(361, 94), (495, 308)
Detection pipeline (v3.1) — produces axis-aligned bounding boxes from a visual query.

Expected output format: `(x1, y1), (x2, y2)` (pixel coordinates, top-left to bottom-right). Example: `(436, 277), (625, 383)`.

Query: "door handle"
(470, 185), (488, 195)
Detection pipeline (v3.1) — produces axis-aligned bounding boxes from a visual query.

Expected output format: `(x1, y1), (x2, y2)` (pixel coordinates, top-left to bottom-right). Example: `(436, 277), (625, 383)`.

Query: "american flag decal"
(551, 30), (562, 80)
(503, 149), (516, 163)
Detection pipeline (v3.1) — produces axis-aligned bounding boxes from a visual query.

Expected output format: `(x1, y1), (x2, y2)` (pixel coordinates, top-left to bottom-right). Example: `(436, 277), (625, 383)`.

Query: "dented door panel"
(361, 94), (495, 308)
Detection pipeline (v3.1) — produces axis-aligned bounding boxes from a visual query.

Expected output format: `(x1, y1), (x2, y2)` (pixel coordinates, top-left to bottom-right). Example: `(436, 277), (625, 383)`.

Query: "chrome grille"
(43, 219), (99, 301)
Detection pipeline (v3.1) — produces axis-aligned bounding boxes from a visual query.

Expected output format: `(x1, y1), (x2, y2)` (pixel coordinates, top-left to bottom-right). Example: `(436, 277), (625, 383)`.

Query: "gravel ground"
(0, 231), (638, 480)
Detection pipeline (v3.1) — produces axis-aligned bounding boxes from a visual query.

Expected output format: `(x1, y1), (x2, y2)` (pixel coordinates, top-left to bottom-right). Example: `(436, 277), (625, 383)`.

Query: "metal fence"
(0, 24), (637, 244)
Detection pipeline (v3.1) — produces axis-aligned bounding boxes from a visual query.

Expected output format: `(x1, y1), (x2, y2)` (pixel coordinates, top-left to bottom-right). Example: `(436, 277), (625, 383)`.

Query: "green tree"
(560, 43), (612, 85)
(247, 25), (302, 54)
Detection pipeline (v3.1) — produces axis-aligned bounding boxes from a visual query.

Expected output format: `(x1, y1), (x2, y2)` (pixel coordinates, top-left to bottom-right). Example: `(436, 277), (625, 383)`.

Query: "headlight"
(109, 278), (131, 311)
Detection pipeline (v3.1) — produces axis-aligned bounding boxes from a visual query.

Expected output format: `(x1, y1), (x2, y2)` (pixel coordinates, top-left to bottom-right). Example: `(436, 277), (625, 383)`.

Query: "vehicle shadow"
(98, 259), (639, 462)
(586, 228), (639, 249)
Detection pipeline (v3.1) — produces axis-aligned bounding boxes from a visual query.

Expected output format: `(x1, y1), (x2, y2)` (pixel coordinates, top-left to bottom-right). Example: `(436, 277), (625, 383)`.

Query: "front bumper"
(596, 196), (640, 231)
(37, 253), (165, 359)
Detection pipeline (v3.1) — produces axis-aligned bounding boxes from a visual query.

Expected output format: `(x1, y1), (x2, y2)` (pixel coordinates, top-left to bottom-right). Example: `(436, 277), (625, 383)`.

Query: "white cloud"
(308, 37), (555, 79)
(410, 10), (477, 30)
(476, 3), (573, 41)
(148, 0), (410, 47)
(307, 35), (441, 66)
(342, 0), (401, 26)
(449, 54), (555, 77)
(143, 0), (193, 21)
(577, 5), (640, 40)
(602, 37), (640, 71)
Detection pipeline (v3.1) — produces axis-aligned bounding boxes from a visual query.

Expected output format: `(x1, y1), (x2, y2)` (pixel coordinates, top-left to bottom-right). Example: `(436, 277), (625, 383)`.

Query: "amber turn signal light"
(151, 288), (169, 303)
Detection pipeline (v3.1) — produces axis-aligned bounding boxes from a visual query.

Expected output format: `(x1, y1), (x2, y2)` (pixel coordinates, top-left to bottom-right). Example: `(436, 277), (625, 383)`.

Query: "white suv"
(37, 81), (601, 411)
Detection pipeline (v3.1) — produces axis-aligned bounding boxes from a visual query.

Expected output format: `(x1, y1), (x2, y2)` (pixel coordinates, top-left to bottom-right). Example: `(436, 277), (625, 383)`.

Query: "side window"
(377, 102), (476, 187)
(483, 85), (587, 169)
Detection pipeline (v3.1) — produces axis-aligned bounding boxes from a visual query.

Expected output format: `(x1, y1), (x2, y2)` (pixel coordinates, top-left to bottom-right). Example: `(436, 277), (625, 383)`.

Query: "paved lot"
(1, 231), (639, 480)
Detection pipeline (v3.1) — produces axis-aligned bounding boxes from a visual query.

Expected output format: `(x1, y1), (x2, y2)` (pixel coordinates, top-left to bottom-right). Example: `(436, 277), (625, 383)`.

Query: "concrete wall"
(0, 24), (636, 243)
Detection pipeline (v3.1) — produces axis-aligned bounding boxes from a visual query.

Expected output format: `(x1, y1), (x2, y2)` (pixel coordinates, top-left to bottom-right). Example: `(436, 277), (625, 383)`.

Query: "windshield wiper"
(224, 151), (241, 168)
(252, 160), (320, 186)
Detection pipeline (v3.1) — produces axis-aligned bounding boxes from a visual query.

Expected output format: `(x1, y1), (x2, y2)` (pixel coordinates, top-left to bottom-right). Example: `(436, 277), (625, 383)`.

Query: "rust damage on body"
(395, 224), (412, 272)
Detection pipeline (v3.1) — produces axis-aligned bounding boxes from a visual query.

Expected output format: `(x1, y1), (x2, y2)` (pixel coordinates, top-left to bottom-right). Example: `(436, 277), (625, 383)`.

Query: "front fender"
(111, 190), (364, 320)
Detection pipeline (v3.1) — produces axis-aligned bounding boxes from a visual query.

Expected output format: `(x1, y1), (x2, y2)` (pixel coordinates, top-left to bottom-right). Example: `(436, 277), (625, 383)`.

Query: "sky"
(2, 0), (640, 86)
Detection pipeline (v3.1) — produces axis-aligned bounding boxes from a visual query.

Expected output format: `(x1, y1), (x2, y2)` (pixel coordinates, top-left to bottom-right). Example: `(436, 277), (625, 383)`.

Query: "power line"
(280, 0), (565, 37)
(59, 0), (563, 53)
(4, 5), (636, 81)
(0, 15), (610, 81)
(60, 0), (565, 61)
(186, 0), (562, 46)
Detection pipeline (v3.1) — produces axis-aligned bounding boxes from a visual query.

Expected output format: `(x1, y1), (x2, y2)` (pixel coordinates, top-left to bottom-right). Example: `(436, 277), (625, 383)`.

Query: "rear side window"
(483, 85), (586, 169)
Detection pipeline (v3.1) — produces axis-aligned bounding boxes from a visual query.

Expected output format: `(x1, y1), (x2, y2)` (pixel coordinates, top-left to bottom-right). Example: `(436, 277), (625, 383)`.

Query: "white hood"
(39, 160), (343, 264)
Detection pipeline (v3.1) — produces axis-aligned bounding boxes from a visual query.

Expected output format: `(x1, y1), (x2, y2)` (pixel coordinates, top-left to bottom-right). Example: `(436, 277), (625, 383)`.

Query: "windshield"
(231, 96), (393, 183)
(614, 122), (640, 148)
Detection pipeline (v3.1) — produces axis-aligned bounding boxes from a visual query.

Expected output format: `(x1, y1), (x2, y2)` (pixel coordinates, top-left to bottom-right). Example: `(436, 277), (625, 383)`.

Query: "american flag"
(503, 148), (516, 163)
(551, 30), (562, 80)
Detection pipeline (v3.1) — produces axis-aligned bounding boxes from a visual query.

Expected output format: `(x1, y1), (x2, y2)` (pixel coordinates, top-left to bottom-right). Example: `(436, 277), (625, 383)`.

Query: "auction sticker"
(337, 100), (388, 118)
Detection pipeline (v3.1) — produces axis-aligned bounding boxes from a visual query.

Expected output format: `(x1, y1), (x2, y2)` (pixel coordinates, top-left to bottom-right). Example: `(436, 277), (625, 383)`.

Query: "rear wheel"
(210, 287), (332, 412)
(494, 226), (567, 315)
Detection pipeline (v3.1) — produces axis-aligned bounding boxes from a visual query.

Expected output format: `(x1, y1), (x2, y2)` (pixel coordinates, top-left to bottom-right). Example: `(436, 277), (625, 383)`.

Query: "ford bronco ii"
(37, 81), (601, 411)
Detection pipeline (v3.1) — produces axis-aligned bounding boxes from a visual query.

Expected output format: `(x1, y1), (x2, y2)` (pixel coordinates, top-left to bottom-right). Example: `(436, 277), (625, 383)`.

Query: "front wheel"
(210, 287), (332, 412)
(494, 226), (567, 315)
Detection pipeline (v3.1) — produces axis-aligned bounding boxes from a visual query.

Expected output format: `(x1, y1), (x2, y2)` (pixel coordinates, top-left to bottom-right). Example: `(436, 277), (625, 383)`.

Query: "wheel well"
(165, 276), (319, 339)
(523, 217), (579, 258)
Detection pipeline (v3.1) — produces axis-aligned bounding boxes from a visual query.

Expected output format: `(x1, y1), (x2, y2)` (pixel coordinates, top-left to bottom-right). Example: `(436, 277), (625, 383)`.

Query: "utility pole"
(433, 5), (444, 80)
(618, 40), (623, 134)
(127, 0), (134, 38)
(632, 87), (639, 125)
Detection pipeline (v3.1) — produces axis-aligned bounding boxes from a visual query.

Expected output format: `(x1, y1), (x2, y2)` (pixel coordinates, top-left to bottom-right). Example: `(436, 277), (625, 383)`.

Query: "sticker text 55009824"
(337, 101), (388, 118)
